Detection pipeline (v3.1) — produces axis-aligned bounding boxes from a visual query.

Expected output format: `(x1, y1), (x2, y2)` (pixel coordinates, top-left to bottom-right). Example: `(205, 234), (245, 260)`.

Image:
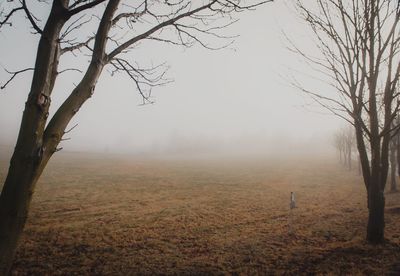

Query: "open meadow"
(1, 149), (400, 275)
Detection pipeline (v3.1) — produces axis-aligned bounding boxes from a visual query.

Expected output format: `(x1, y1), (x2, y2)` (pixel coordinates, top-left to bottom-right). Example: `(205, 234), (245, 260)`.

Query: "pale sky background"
(0, 1), (342, 157)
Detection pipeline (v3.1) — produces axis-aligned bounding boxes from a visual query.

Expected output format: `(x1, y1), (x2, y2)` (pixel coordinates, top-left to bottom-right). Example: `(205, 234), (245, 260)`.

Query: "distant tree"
(333, 129), (345, 163)
(0, 0), (269, 273)
(389, 130), (398, 192)
(333, 126), (356, 170)
(390, 116), (400, 192)
(289, 0), (400, 243)
(397, 117), (400, 187)
(343, 126), (356, 170)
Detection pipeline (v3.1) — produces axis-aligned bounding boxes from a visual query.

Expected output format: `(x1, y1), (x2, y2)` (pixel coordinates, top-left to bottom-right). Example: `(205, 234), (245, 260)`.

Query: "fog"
(0, 1), (341, 158)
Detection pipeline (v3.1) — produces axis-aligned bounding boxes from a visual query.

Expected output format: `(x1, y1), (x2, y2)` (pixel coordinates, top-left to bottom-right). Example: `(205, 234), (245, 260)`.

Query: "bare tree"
(389, 129), (398, 192)
(390, 115), (400, 192)
(333, 126), (356, 170)
(333, 128), (346, 163)
(0, 0), (270, 273)
(289, 0), (400, 243)
(397, 116), (400, 187)
(344, 125), (356, 170)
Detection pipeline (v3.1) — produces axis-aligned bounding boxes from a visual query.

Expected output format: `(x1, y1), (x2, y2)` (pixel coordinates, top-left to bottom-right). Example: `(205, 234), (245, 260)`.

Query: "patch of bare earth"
(1, 152), (400, 275)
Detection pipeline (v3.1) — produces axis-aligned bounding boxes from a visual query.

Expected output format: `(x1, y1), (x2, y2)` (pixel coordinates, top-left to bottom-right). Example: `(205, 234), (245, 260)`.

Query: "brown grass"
(1, 151), (400, 275)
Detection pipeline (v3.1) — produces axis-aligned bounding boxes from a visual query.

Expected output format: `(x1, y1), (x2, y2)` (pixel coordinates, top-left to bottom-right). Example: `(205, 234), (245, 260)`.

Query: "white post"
(290, 192), (296, 209)
(289, 192), (296, 234)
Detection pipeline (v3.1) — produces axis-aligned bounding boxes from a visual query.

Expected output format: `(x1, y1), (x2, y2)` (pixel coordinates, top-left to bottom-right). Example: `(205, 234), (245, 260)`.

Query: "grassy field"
(1, 150), (400, 275)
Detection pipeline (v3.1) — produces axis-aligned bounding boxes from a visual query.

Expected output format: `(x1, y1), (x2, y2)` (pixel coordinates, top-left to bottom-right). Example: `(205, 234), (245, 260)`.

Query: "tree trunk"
(397, 134), (400, 181)
(348, 147), (352, 170)
(390, 144), (397, 192)
(367, 182), (385, 243)
(0, 154), (50, 274)
(0, 1), (69, 273)
(390, 165), (397, 192)
(0, 1), (118, 273)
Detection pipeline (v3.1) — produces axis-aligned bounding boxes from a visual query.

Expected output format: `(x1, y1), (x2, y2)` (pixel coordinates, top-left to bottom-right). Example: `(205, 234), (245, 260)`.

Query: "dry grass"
(1, 151), (400, 275)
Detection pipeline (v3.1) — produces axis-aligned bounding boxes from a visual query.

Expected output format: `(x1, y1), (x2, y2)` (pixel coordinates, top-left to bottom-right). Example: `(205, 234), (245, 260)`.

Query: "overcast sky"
(0, 1), (342, 157)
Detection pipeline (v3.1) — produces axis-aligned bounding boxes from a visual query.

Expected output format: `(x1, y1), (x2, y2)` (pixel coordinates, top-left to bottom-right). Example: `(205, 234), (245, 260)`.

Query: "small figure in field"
(290, 192), (296, 209)
(288, 192), (296, 235)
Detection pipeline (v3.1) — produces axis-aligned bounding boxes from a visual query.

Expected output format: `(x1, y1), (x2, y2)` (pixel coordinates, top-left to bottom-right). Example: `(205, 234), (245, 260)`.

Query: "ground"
(1, 151), (400, 275)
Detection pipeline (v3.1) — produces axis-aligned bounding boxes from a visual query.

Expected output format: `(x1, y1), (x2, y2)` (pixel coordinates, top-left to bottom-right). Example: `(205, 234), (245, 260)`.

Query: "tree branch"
(1, 68), (34, 90)
(67, 0), (108, 18)
(22, 0), (43, 34)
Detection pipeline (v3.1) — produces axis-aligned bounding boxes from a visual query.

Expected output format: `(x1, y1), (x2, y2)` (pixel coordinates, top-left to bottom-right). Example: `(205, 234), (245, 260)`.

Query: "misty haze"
(1, 0), (400, 275)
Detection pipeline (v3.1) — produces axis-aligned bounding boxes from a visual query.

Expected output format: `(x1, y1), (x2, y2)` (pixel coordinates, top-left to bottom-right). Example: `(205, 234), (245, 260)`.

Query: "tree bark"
(354, 121), (371, 191)
(367, 182), (385, 243)
(397, 133), (400, 182)
(367, 137), (385, 243)
(390, 141), (397, 192)
(390, 164), (397, 192)
(0, 154), (51, 275)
